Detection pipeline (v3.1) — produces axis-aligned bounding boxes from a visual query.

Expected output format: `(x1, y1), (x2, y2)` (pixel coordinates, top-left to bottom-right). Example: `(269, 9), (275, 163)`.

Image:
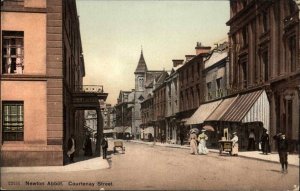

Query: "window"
(242, 27), (248, 47)
(2, 31), (24, 74)
(262, 51), (269, 81)
(241, 62), (247, 88)
(216, 78), (222, 90)
(288, 36), (296, 71)
(2, 102), (24, 141)
(262, 12), (269, 32)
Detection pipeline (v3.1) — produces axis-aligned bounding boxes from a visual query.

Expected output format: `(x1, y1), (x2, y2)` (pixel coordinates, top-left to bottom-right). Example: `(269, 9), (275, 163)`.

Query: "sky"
(76, 0), (230, 105)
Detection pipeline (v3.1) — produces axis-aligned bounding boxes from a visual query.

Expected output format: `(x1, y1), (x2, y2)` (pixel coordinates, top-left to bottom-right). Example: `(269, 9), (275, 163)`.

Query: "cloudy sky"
(76, 0), (229, 105)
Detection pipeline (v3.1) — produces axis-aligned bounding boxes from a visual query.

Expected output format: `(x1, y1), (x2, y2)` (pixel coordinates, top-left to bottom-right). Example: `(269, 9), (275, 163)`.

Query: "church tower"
(132, 49), (148, 138)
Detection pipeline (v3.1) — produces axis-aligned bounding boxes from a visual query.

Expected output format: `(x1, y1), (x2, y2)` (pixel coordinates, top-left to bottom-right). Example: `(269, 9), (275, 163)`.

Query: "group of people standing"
(190, 129), (209, 155)
(66, 134), (109, 163)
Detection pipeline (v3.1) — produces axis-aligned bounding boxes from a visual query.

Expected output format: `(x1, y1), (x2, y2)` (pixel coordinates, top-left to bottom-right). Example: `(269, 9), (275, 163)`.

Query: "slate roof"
(134, 50), (148, 74)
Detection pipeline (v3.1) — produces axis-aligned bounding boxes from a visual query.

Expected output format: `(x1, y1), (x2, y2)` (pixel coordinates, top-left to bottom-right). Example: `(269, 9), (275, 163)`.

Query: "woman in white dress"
(231, 132), (238, 156)
(198, 130), (208, 155)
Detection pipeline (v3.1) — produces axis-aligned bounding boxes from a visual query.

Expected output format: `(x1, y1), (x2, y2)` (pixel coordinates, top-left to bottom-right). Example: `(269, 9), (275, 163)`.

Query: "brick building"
(0, 0), (107, 166)
(176, 43), (211, 143)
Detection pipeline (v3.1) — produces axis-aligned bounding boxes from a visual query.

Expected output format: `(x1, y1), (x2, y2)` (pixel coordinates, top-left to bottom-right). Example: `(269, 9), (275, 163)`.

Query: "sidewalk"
(1, 156), (109, 174)
(130, 140), (299, 167)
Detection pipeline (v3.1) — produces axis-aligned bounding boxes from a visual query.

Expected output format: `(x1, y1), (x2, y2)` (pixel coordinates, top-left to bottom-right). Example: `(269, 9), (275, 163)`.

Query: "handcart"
(113, 140), (125, 153)
(218, 140), (233, 155)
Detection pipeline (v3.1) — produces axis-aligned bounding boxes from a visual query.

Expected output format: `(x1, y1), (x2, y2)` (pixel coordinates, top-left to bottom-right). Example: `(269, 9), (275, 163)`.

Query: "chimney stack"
(172, 59), (184, 67)
(195, 42), (211, 55)
(185, 55), (195, 62)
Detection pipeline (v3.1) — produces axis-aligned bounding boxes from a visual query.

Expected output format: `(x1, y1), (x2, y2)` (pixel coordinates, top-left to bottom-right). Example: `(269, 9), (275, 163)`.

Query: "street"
(1, 140), (299, 190)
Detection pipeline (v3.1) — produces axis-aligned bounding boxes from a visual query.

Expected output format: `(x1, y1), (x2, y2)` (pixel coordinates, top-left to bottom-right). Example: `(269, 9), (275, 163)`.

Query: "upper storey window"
(262, 11), (269, 33)
(2, 31), (24, 74)
(242, 27), (248, 47)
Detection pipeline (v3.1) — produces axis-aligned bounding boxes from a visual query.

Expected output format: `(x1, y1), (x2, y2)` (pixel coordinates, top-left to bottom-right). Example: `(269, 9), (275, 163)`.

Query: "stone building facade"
(0, 0), (107, 166)
(132, 50), (165, 139)
(227, 0), (300, 152)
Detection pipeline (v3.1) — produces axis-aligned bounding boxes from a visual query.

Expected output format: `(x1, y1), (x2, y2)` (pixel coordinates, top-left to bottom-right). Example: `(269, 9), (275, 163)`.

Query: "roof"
(134, 50), (148, 73)
(204, 50), (228, 69)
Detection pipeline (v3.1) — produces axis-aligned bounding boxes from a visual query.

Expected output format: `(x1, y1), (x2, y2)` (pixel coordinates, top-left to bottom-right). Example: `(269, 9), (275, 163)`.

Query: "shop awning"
(142, 126), (154, 134)
(185, 99), (222, 125)
(218, 90), (270, 131)
(206, 96), (238, 121)
(103, 129), (114, 134)
(114, 126), (132, 133)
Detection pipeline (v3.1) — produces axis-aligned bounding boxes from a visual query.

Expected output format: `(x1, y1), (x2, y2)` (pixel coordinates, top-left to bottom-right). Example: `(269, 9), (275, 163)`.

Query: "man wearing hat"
(197, 129), (208, 155)
(273, 133), (289, 173)
(231, 132), (238, 156)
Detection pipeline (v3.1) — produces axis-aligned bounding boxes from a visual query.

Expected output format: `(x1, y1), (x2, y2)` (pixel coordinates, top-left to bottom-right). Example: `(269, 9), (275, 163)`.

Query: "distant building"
(177, 43), (211, 143)
(132, 50), (165, 139)
(153, 71), (169, 142)
(115, 90), (134, 139)
(165, 60), (184, 144)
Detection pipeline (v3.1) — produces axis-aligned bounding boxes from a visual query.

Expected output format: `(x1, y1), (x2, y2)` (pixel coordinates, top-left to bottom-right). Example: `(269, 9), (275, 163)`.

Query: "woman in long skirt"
(198, 130), (208, 155)
(231, 132), (238, 156)
(190, 133), (198, 154)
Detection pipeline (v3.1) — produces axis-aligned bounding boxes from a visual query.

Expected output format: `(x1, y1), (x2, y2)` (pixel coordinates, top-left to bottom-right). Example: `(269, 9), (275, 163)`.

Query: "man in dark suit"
(273, 133), (289, 173)
(101, 136), (108, 159)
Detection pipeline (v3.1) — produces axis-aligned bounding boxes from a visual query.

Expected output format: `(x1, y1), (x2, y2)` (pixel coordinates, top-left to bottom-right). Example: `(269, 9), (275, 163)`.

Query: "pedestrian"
(198, 129), (208, 155)
(84, 134), (93, 156)
(248, 129), (256, 151)
(260, 128), (270, 155)
(231, 132), (238, 156)
(190, 133), (198, 155)
(101, 136), (108, 159)
(273, 133), (289, 173)
(180, 132), (184, 146)
(67, 134), (76, 163)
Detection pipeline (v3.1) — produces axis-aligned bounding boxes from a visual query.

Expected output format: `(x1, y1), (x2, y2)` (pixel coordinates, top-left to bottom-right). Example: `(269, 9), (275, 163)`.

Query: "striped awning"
(185, 99), (222, 125)
(206, 96), (238, 121)
(202, 89), (270, 131)
(219, 90), (268, 121)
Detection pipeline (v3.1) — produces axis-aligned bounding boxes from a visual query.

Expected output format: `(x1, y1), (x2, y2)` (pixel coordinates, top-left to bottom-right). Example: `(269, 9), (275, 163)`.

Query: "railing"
(74, 85), (104, 93)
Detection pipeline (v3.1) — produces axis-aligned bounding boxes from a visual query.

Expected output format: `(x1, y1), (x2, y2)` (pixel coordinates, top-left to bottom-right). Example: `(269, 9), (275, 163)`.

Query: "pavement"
(1, 139), (298, 174)
(130, 139), (300, 167)
(1, 154), (110, 174)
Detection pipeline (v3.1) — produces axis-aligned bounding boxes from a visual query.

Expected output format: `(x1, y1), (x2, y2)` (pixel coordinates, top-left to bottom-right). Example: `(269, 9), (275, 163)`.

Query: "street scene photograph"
(0, 0), (299, 190)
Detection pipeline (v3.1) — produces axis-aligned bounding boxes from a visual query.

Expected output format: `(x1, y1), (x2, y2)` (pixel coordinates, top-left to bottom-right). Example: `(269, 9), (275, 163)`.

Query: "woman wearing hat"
(231, 132), (238, 156)
(198, 129), (209, 155)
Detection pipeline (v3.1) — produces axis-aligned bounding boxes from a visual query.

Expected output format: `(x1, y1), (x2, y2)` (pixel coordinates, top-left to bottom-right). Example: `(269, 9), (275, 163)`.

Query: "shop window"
(2, 31), (24, 74)
(2, 101), (24, 141)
